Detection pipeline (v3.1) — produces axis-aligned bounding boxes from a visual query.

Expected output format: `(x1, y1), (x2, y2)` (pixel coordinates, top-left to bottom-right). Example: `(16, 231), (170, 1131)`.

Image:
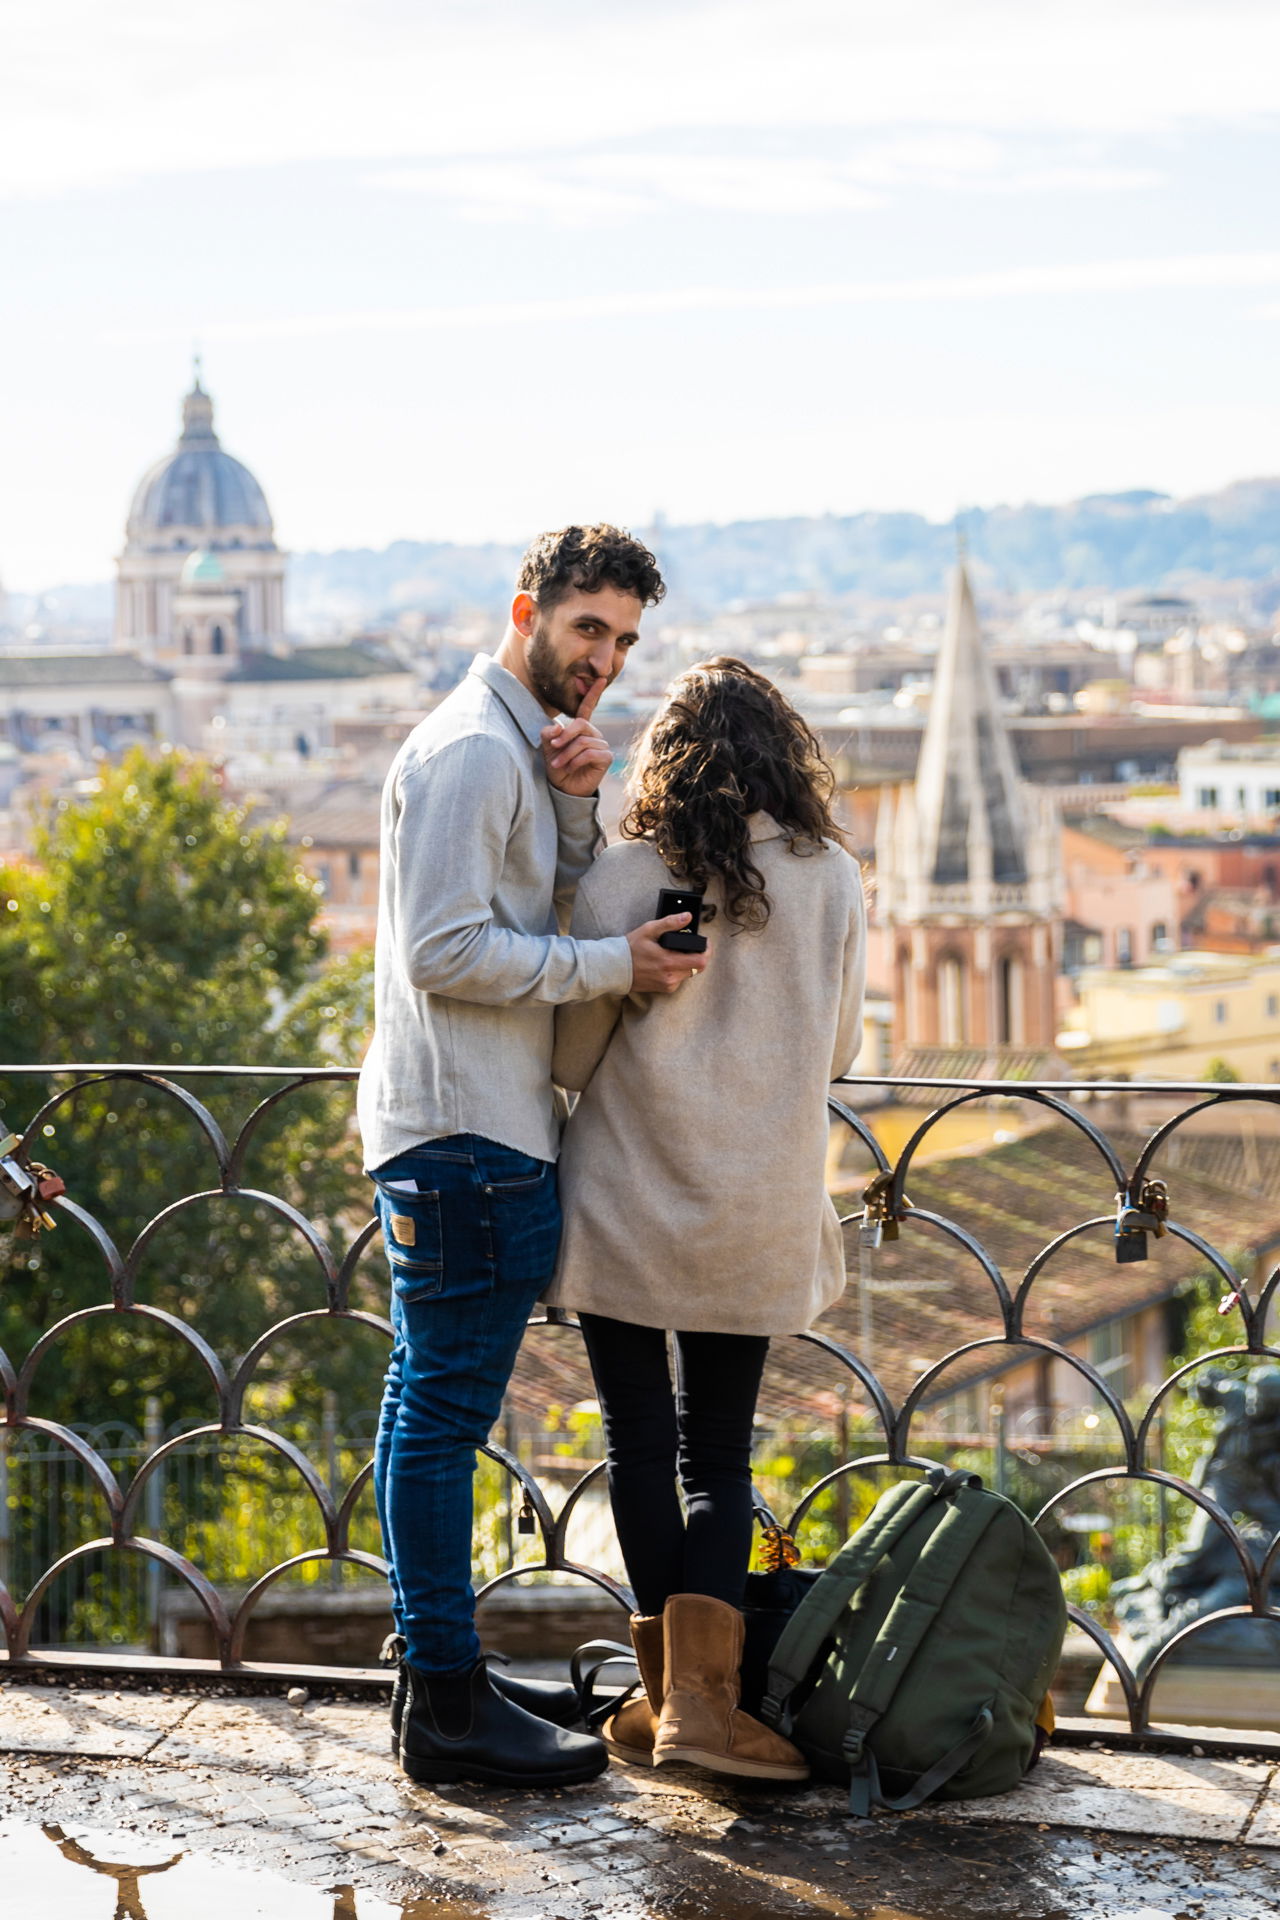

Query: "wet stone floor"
(2, 1679), (1280, 1919)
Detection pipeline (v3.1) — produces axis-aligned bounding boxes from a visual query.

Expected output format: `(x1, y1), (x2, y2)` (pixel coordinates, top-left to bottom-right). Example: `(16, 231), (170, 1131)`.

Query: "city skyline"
(2, 1), (1278, 590)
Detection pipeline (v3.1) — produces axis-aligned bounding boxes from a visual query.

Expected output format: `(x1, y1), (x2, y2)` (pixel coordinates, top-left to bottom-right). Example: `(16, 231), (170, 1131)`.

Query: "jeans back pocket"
(375, 1184), (444, 1302)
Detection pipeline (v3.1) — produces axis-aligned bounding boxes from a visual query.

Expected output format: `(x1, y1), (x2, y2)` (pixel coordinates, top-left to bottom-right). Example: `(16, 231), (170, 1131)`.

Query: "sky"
(2, 0), (1279, 590)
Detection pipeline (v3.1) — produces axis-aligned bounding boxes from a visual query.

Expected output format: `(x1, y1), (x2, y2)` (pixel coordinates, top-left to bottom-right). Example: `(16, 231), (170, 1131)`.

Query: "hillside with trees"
(283, 477), (1280, 625)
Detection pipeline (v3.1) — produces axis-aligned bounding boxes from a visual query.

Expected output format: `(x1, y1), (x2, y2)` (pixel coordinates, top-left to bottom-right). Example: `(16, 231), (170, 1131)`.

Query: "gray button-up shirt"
(357, 653), (634, 1170)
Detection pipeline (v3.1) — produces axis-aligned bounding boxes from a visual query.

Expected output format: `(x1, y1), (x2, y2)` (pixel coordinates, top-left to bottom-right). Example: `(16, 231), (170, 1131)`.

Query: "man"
(358, 524), (705, 1787)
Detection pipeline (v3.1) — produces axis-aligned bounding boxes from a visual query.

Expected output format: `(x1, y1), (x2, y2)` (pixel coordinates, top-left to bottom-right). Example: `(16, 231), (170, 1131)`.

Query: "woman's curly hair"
(621, 657), (844, 930)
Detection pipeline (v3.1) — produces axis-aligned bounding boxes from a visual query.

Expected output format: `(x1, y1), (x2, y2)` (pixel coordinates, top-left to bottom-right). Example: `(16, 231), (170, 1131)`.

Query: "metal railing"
(1, 1062), (1278, 1750)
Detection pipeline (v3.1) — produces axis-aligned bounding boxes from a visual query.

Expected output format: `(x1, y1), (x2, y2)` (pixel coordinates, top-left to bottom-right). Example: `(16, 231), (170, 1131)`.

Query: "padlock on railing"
(1114, 1201), (1152, 1264)
(859, 1168), (906, 1250)
(0, 1132), (65, 1237)
(1113, 1177), (1172, 1266)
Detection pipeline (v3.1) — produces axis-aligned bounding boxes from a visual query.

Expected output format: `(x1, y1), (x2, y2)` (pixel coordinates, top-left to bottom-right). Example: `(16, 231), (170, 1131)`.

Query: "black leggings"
(578, 1312), (770, 1617)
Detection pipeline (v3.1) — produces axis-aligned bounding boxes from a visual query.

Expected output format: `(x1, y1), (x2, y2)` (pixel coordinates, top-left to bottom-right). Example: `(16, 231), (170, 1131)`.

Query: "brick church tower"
(875, 559), (1063, 1077)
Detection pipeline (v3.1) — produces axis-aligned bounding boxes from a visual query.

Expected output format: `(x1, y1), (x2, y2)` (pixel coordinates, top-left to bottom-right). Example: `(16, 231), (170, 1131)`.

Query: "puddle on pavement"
(0, 1818), (484, 1920)
(13, 1809), (1248, 1920)
(0, 1811), (1012, 1920)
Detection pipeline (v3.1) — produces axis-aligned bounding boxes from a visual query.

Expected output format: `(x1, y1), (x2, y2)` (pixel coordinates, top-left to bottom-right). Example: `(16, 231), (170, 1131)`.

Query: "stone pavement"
(2, 1678), (1280, 1918)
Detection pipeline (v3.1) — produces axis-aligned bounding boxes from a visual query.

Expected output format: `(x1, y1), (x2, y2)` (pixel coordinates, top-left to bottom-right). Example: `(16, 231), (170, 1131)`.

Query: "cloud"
(105, 251), (1280, 346)
(2, 0), (1277, 199)
(367, 137), (1160, 224)
(367, 154), (888, 222)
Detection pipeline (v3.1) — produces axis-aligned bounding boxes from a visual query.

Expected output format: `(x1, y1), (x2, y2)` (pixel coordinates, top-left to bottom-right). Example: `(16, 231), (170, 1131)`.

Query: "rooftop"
(0, 650), (172, 688)
(285, 781), (384, 848)
(1180, 740), (1280, 764)
(1074, 950), (1280, 993)
(229, 646), (410, 683)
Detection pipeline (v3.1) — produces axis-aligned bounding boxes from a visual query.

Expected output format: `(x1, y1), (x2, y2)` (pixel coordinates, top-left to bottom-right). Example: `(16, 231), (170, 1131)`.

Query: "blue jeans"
(370, 1134), (561, 1673)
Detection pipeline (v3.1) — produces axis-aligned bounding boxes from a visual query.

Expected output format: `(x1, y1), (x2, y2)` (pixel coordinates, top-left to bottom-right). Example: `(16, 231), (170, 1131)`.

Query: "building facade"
(1178, 741), (1280, 825)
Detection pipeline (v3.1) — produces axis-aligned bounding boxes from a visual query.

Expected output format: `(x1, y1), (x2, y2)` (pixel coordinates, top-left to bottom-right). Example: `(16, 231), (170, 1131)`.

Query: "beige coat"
(544, 815), (866, 1336)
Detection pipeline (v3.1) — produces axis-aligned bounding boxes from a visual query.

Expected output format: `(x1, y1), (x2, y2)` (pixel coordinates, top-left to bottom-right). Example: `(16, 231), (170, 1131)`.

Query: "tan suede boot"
(654, 1592), (809, 1782)
(601, 1613), (663, 1765)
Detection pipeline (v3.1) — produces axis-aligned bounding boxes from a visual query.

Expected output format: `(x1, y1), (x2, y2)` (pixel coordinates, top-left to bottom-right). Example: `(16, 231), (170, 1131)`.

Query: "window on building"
(1237, 787), (1248, 810)
(996, 953), (1023, 1045)
(1151, 921), (1168, 949)
(212, 625), (225, 655)
(1196, 787), (1219, 809)
(1266, 790), (1280, 811)
(997, 952), (1028, 1044)
(937, 954), (968, 1047)
(1215, 1000), (1228, 1024)
(895, 946), (914, 1046)
(1115, 929), (1133, 966)
(1088, 1321), (1133, 1398)
(348, 850), (361, 880)
(1268, 995), (1279, 1020)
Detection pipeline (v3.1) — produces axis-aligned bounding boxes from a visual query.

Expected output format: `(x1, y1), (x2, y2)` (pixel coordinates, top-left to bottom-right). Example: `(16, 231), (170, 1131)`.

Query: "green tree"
(0, 752), (394, 1646)
(0, 750), (379, 1428)
(0, 749), (323, 1066)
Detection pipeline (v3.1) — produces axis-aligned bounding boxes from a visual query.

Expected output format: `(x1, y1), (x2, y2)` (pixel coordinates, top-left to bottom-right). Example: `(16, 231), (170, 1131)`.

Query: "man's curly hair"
(622, 657), (844, 930)
(516, 524), (665, 614)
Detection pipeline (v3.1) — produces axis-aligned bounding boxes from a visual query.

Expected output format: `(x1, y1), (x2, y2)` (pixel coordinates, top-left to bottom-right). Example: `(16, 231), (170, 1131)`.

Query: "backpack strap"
(841, 1489), (1002, 1814)
(762, 1478), (940, 1733)
(569, 1638), (641, 1732)
(847, 1707), (995, 1816)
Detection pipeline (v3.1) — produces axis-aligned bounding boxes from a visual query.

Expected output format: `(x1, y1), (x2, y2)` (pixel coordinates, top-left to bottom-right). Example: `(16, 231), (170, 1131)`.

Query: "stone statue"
(1111, 1364), (1280, 1678)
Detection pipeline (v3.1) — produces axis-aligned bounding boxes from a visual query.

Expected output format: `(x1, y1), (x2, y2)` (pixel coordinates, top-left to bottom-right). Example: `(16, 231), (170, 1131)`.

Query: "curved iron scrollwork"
(0, 1063), (1277, 1745)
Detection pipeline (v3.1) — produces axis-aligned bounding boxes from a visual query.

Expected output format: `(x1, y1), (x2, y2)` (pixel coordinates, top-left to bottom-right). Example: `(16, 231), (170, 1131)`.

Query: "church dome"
(126, 376), (274, 547)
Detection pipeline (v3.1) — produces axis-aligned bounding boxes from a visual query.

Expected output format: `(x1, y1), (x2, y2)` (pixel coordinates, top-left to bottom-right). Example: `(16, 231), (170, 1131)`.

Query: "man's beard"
(526, 622), (602, 716)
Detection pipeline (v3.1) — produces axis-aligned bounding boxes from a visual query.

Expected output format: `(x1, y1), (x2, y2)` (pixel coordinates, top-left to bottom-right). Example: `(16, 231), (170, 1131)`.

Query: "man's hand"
(627, 914), (709, 995)
(541, 676), (612, 797)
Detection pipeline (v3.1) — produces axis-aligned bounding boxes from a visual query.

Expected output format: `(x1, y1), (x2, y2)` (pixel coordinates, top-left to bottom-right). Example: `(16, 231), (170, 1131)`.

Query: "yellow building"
(1058, 948), (1280, 1080)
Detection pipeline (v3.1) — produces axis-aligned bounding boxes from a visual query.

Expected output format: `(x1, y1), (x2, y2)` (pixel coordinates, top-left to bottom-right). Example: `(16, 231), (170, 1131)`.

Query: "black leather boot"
(399, 1657), (606, 1787)
(382, 1634), (581, 1753)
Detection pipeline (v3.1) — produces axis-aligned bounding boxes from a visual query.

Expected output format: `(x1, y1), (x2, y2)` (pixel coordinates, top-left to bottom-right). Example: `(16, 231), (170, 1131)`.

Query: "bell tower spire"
(874, 559), (1063, 1076)
(914, 559), (1029, 895)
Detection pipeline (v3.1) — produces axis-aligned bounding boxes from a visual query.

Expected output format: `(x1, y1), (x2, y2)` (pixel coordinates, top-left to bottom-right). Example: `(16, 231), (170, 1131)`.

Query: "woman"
(545, 657), (866, 1782)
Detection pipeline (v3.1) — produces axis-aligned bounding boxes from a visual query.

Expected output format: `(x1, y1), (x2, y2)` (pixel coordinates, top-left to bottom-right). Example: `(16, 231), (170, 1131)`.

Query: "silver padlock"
(0, 1132), (39, 1225)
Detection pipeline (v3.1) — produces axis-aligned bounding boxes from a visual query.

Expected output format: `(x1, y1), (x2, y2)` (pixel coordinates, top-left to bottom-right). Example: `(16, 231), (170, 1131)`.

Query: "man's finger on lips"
(577, 677), (606, 722)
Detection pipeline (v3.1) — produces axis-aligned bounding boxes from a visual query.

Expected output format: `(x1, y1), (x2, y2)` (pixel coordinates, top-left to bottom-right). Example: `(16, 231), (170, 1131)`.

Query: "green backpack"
(761, 1467), (1067, 1815)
